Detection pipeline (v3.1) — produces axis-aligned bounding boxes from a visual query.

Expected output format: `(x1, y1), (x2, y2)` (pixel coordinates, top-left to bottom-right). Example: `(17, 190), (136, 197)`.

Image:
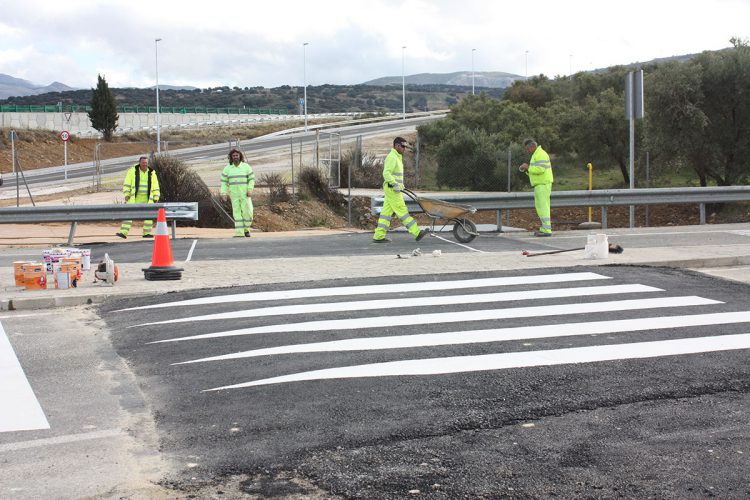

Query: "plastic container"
(14, 261), (31, 286)
(23, 263), (47, 290)
(55, 271), (71, 289)
(583, 234), (609, 260)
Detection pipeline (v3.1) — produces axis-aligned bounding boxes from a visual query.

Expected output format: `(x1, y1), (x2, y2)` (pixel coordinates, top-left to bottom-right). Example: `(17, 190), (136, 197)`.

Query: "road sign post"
(60, 130), (70, 180)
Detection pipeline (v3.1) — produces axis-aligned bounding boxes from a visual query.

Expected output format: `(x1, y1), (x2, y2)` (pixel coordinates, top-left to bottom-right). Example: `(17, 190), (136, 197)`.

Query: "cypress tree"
(88, 74), (118, 141)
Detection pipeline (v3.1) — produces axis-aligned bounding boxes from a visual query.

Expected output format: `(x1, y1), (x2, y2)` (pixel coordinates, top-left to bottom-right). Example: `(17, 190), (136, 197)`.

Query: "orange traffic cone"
(142, 208), (183, 281)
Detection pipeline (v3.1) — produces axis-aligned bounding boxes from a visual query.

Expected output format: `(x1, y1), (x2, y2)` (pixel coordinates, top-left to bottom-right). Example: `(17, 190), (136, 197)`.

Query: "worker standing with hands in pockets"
(221, 148), (255, 237)
(519, 138), (553, 237)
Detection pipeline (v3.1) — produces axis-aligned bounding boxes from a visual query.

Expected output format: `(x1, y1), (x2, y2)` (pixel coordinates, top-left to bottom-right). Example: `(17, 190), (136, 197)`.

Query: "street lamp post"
(401, 46), (406, 120)
(471, 48), (476, 95)
(303, 42), (309, 132)
(525, 50), (529, 81)
(155, 38), (162, 154)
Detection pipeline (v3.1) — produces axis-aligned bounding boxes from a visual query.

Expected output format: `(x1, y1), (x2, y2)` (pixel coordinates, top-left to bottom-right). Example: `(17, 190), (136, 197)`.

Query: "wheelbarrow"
(402, 188), (479, 243)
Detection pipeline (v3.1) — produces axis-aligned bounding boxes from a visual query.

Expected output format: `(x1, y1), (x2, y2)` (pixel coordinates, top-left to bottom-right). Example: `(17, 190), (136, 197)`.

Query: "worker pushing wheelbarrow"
(402, 187), (479, 243)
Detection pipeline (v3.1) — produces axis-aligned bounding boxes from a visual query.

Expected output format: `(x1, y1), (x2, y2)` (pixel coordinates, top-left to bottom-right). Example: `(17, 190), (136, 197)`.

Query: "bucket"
(62, 257), (82, 280)
(55, 271), (71, 289)
(14, 261), (31, 286)
(60, 263), (81, 287)
(583, 234), (609, 260)
(79, 249), (91, 271)
(23, 263), (47, 290)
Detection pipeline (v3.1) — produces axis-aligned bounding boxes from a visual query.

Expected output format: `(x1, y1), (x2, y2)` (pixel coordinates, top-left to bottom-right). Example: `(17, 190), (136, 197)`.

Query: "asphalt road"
(107, 266), (750, 497)
(4, 265), (748, 498)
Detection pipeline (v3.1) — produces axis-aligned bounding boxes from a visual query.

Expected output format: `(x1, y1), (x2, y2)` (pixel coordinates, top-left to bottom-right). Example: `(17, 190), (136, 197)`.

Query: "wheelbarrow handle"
(400, 187), (419, 202)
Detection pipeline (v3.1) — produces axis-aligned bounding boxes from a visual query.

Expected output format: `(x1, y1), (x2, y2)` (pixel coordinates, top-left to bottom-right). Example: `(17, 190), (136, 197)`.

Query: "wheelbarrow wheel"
(453, 219), (477, 243)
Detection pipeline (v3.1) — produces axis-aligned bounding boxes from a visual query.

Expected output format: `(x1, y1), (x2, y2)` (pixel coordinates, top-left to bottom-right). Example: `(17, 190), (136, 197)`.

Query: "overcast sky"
(1, 0), (748, 90)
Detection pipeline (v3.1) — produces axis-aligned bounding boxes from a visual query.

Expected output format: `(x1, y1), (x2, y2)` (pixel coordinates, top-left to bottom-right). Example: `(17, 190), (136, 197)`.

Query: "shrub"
(298, 166), (346, 209)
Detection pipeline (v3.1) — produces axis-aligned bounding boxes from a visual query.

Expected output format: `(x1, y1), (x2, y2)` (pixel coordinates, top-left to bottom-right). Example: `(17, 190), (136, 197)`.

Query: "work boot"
(244, 231), (251, 237)
(372, 237), (391, 243)
(416, 228), (430, 241)
(533, 231), (552, 237)
(142, 234), (154, 238)
(116, 232), (127, 239)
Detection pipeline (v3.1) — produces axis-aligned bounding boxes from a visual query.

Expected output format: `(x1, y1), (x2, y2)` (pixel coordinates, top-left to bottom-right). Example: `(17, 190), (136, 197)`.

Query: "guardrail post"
(496, 209), (503, 232)
(699, 203), (706, 224)
(601, 208), (608, 229)
(171, 220), (177, 239)
(67, 221), (78, 246)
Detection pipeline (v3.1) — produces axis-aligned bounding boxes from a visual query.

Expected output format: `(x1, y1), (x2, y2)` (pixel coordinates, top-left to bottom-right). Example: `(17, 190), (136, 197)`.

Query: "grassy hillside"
(0, 83), (505, 114)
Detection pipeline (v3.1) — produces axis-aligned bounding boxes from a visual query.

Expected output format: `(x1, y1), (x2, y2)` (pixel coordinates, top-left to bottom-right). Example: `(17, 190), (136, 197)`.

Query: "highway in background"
(0, 113), (444, 189)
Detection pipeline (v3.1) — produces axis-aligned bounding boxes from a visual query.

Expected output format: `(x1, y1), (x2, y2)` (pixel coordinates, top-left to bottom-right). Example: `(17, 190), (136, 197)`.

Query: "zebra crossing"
(116, 269), (750, 394)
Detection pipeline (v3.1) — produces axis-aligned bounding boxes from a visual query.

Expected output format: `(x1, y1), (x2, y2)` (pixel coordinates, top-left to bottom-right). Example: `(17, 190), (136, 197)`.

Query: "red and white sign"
(60, 130), (70, 142)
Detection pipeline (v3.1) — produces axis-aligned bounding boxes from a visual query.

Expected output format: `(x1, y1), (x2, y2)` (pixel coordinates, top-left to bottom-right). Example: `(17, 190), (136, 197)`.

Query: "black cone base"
(142, 266), (184, 281)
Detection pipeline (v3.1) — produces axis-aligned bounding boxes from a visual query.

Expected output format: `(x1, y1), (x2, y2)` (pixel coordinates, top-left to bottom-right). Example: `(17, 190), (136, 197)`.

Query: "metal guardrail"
(0, 202), (199, 244)
(371, 186), (750, 231)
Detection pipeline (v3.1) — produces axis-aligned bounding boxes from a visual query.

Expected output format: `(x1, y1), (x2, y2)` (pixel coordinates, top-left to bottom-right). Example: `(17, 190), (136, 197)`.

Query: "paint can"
(79, 249), (91, 271)
(14, 261), (31, 286)
(23, 263), (47, 290)
(55, 271), (71, 290)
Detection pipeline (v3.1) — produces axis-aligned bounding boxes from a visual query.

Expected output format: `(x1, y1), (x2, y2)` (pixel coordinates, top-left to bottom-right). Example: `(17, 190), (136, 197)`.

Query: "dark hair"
(393, 136), (407, 147)
(523, 138), (537, 148)
(139, 156), (148, 161)
(228, 148), (244, 162)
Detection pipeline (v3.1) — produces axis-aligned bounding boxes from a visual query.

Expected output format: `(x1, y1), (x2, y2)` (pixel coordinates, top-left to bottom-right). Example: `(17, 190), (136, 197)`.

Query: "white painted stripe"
(185, 239), (198, 262)
(177, 311), (750, 364)
(139, 284), (661, 326)
(430, 232), (487, 252)
(205, 333), (750, 390)
(0, 322), (50, 432)
(152, 296), (720, 344)
(117, 272), (610, 311)
(0, 429), (123, 453)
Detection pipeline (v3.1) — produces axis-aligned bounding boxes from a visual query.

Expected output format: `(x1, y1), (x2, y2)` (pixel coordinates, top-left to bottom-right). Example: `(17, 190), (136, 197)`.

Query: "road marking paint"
(0, 428), (123, 452)
(176, 310), (750, 364)
(117, 272), (611, 311)
(0, 322), (49, 433)
(140, 284), (661, 326)
(153, 296), (720, 344)
(204, 333), (750, 390)
(185, 239), (198, 262)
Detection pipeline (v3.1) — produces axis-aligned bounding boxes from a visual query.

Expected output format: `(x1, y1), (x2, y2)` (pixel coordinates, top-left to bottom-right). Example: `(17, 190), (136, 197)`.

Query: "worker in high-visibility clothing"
(220, 148), (255, 237)
(116, 156), (160, 239)
(372, 136), (429, 243)
(519, 138), (553, 237)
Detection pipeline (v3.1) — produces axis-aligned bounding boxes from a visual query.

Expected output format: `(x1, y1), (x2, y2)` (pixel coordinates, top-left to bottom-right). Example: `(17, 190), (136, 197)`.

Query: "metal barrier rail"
(0, 202), (199, 244)
(371, 186), (750, 231)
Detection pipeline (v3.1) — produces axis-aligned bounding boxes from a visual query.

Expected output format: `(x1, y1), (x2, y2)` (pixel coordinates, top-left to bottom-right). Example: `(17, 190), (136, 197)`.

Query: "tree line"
(418, 38), (750, 190)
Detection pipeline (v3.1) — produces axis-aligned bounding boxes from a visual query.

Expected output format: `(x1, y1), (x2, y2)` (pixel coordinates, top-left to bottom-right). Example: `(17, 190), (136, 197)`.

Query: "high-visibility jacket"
(382, 148), (404, 189)
(123, 165), (160, 203)
(220, 161), (255, 197)
(527, 145), (553, 186)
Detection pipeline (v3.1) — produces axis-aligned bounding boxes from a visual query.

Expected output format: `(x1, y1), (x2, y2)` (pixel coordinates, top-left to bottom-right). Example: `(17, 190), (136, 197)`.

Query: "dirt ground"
(3, 129), (750, 233)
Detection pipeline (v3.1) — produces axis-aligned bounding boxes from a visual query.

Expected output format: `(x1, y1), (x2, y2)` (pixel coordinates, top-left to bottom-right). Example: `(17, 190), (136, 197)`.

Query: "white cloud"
(0, 0), (747, 89)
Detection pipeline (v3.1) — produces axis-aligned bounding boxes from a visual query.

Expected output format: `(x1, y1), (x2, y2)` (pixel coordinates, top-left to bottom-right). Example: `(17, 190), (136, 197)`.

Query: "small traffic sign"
(60, 130), (70, 142)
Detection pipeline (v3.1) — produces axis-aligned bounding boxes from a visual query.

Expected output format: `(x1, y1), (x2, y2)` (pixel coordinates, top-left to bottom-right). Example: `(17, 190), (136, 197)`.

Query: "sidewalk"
(4, 223), (750, 311)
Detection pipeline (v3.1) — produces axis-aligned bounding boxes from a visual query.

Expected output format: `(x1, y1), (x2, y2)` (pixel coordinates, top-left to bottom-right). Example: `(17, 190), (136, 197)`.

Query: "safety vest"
(382, 148), (404, 188)
(527, 145), (553, 186)
(220, 161), (255, 197)
(123, 165), (160, 202)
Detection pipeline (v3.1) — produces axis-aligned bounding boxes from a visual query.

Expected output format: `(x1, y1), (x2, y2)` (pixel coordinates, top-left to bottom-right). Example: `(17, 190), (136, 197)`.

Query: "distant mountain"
(0, 74), (77, 100)
(364, 71), (523, 89)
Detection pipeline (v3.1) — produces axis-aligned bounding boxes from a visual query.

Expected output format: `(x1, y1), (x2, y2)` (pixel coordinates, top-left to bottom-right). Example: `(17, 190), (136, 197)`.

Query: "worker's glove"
(390, 183), (402, 192)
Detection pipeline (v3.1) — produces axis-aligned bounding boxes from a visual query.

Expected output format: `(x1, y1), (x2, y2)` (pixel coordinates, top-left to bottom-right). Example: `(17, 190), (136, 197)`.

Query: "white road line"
(152, 296), (721, 344)
(0, 322), (49, 433)
(0, 429), (123, 452)
(205, 333), (750, 390)
(138, 284), (661, 326)
(117, 272), (611, 311)
(177, 310), (750, 364)
(185, 239), (198, 262)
